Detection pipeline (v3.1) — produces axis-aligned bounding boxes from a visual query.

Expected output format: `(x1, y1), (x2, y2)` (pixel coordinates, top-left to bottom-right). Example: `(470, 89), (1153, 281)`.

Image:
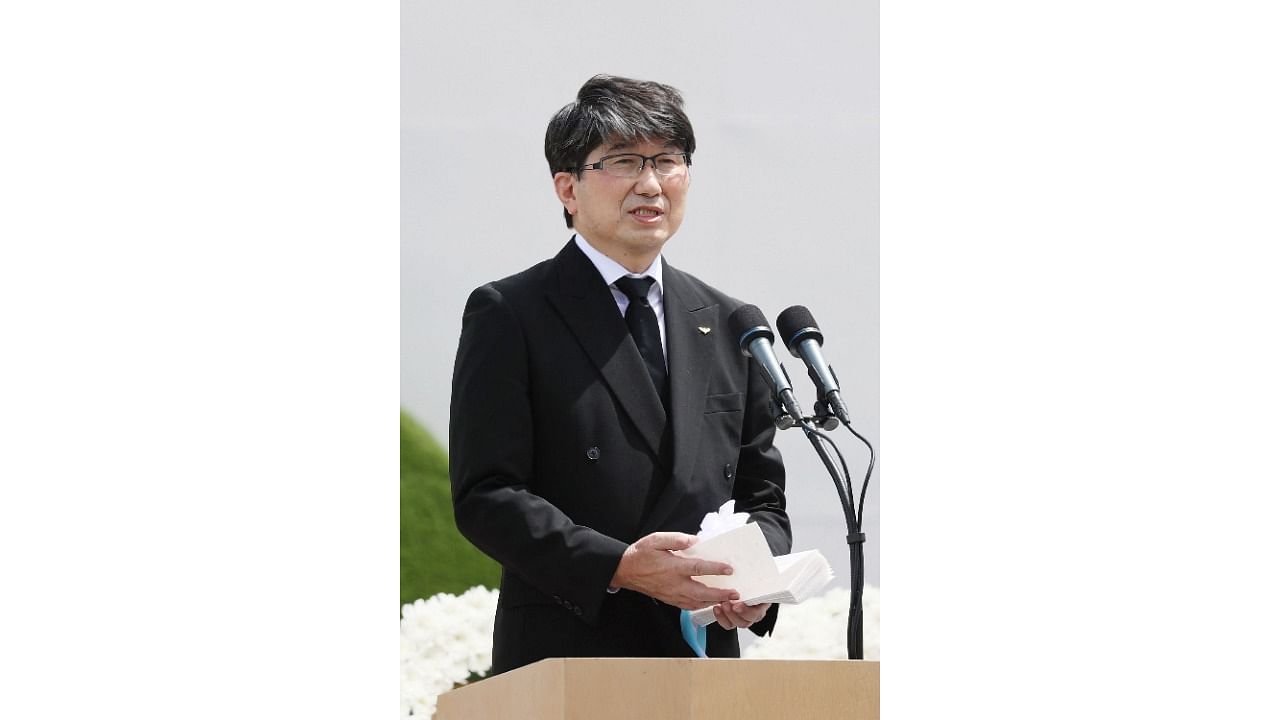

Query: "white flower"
(743, 585), (880, 661)
(400, 586), (500, 718)
(399, 583), (879, 716)
(696, 499), (749, 539)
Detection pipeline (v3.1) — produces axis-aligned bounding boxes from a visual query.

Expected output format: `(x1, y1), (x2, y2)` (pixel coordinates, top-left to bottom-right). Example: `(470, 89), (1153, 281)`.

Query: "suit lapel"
(545, 241), (668, 460)
(640, 262), (717, 535)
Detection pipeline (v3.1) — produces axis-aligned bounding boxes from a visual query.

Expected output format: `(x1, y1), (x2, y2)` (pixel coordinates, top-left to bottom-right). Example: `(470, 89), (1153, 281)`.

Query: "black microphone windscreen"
(776, 305), (823, 352)
(728, 304), (773, 351)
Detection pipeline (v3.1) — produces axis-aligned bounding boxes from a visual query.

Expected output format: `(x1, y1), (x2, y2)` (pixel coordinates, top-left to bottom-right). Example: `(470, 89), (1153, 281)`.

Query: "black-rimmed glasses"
(574, 152), (691, 179)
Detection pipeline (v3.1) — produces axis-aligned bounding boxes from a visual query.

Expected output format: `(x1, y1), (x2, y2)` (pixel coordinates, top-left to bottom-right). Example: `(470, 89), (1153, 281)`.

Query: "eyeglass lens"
(601, 154), (688, 178)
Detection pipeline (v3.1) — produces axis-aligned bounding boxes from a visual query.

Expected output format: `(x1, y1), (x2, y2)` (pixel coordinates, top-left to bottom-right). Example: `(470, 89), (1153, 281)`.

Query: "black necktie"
(613, 276), (668, 403)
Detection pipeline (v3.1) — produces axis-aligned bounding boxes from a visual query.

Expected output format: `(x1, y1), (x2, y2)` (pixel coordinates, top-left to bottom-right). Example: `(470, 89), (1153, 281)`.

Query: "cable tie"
(847, 532), (866, 544)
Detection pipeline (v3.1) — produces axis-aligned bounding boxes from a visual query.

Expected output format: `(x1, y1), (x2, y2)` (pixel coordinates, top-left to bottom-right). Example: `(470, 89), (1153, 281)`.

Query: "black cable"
(849, 540), (864, 658)
(839, 421), (874, 660)
(807, 425), (856, 528)
(841, 422), (876, 528)
(798, 418), (865, 659)
(799, 421), (854, 523)
(824, 426), (866, 661)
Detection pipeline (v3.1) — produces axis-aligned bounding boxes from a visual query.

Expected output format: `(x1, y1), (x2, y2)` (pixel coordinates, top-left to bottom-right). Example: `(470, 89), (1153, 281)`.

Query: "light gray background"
(401, 1), (879, 595)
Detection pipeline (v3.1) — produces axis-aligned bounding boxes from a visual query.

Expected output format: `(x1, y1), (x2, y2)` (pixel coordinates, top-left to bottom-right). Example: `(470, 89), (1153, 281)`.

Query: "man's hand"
(609, 532), (740, 610)
(712, 601), (772, 630)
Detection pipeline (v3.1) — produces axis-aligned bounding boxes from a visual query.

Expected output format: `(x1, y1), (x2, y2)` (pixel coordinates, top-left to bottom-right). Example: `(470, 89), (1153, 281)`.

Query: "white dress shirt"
(573, 233), (668, 364)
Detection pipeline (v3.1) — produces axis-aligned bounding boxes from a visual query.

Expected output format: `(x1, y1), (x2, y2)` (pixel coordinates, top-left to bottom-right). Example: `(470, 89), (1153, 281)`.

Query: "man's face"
(554, 139), (689, 271)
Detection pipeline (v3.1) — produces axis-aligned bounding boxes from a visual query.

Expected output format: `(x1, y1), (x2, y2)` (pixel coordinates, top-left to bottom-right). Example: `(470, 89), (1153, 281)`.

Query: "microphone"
(776, 305), (852, 425)
(728, 304), (806, 428)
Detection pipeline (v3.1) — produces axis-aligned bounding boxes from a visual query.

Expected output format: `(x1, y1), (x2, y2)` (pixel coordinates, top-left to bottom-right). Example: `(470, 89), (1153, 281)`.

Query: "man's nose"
(633, 164), (663, 194)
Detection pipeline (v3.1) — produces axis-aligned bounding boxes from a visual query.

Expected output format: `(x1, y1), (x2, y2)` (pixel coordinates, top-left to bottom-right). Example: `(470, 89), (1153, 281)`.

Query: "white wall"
(401, 0), (879, 590)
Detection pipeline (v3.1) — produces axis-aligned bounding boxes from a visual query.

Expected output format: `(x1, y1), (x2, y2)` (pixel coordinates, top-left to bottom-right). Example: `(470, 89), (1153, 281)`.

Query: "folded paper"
(678, 521), (835, 628)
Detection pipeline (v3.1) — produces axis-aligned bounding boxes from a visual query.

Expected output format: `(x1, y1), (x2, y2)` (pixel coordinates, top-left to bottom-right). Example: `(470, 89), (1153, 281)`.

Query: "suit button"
(586, 446), (601, 461)
(573, 607), (583, 616)
(724, 464), (735, 480)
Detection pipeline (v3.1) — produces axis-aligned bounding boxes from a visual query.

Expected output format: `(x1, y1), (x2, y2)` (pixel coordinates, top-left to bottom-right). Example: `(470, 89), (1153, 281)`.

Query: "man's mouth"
(629, 207), (663, 219)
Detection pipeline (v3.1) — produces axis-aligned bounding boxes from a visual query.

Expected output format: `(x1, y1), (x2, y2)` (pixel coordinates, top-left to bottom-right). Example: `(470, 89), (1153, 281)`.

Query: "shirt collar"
(573, 233), (664, 295)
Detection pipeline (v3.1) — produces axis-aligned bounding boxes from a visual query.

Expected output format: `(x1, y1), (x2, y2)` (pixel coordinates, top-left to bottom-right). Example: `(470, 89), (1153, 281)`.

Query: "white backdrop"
(401, 0), (879, 592)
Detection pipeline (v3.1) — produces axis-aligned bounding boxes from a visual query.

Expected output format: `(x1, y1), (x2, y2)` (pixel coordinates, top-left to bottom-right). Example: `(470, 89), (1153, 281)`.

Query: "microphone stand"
(770, 398), (868, 660)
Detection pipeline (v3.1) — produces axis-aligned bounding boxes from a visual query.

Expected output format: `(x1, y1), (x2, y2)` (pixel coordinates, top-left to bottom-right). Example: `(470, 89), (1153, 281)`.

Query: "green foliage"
(400, 410), (500, 609)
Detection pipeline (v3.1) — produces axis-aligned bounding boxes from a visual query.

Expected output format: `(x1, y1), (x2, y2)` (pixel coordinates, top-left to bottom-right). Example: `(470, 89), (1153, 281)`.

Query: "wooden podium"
(434, 657), (879, 720)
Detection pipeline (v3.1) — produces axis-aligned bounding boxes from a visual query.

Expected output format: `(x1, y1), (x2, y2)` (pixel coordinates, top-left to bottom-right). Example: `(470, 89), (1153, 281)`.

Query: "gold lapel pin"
(697, 326), (712, 335)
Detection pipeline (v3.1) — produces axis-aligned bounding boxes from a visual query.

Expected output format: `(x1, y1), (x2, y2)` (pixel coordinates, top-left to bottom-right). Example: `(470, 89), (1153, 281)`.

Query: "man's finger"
(666, 582), (737, 610)
(718, 602), (761, 629)
(734, 602), (767, 623)
(713, 604), (735, 630)
(686, 558), (734, 577)
(715, 603), (744, 629)
(686, 580), (739, 605)
(639, 532), (698, 551)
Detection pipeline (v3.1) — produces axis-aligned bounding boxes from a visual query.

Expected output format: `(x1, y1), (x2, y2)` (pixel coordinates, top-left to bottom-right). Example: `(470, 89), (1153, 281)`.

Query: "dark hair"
(545, 74), (696, 228)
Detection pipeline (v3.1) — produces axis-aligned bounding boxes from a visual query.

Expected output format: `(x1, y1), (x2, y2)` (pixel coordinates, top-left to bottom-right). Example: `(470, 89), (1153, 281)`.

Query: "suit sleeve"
(734, 336), (792, 637)
(449, 284), (628, 626)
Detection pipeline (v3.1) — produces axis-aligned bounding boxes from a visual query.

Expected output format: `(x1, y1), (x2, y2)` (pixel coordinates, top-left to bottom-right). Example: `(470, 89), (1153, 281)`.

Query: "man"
(449, 75), (790, 674)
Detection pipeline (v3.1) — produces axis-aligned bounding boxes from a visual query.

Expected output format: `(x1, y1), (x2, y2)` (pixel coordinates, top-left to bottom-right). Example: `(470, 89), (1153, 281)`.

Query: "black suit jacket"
(449, 239), (790, 674)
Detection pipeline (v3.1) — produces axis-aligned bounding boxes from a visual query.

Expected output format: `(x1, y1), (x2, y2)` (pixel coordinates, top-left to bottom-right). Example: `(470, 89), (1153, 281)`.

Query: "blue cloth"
(679, 609), (708, 658)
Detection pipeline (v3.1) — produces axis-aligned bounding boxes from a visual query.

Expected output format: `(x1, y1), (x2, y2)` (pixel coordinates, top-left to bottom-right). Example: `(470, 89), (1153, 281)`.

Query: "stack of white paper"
(677, 521), (835, 627)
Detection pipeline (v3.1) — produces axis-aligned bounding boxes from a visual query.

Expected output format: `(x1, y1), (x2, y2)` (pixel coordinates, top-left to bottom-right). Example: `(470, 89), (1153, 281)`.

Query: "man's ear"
(553, 172), (578, 218)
